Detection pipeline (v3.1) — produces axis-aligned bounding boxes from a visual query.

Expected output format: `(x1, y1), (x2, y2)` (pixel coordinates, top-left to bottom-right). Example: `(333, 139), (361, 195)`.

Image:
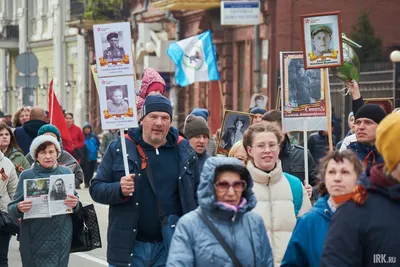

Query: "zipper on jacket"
(267, 183), (275, 254)
(232, 211), (237, 222)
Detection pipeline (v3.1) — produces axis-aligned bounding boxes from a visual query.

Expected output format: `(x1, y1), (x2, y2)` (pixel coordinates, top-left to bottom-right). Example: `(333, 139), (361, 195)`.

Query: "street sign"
(221, 1), (261, 25)
(16, 52), (39, 75)
(16, 75), (39, 88)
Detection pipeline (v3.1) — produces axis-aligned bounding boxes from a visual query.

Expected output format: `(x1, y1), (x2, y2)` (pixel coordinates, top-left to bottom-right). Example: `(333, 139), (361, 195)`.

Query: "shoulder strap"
(124, 134), (168, 226)
(196, 209), (243, 267)
(283, 172), (303, 217)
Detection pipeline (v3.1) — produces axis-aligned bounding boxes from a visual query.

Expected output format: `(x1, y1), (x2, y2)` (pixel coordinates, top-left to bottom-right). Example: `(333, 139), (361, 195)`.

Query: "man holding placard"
(90, 95), (199, 267)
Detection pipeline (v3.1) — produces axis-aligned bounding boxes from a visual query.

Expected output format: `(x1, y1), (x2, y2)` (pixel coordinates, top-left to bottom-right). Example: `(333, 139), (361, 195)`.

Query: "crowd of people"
(1, 67), (400, 267)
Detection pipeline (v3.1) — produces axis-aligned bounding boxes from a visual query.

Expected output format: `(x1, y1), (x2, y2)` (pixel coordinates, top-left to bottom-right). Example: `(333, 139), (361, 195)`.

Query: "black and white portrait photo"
(50, 178), (67, 201)
(106, 85), (129, 115)
(218, 111), (252, 154)
(250, 94), (268, 110)
(311, 24), (333, 56)
(49, 174), (75, 216)
(102, 31), (126, 63)
(94, 22), (134, 77)
(301, 11), (343, 69)
(288, 58), (321, 107)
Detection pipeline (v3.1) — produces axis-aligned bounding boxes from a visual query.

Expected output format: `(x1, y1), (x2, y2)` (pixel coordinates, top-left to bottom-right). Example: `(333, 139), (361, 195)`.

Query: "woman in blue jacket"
(167, 157), (273, 267)
(281, 150), (362, 267)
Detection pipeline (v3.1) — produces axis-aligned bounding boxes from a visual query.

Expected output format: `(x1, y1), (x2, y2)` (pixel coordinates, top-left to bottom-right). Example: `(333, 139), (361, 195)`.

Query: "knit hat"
(38, 124), (61, 142)
(348, 111), (354, 122)
(190, 108), (209, 122)
(82, 122), (92, 130)
(184, 115), (210, 139)
(30, 135), (61, 161)
(141, 95), (172, 120)
(354, 104), (387, 124)
(138, 68), (166, 99)
(376, 113), (400, 172)
(250, 107), (266, 115)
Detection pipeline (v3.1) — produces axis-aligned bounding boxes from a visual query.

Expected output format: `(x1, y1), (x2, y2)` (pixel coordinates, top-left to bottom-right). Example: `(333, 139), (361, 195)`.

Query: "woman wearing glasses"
(242, 122), (312, 267)
(167, 157), (273, 267)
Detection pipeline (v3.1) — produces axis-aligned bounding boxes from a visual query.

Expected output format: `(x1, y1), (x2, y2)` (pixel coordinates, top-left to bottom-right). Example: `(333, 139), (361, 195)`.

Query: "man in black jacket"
(262, 110), (318, 193)
(14, 107), (48, 155)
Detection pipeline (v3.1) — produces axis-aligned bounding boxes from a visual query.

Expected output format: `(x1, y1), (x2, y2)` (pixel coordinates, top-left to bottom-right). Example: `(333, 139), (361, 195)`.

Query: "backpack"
(283, 172), (303, 217)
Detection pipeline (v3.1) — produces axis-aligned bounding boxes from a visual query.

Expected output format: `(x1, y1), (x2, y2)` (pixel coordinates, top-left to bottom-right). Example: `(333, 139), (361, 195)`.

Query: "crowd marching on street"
(0, 64), (399, 267)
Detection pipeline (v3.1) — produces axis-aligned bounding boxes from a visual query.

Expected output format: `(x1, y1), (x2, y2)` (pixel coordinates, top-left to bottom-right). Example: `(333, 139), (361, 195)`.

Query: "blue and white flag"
(167, 30), (219, 87)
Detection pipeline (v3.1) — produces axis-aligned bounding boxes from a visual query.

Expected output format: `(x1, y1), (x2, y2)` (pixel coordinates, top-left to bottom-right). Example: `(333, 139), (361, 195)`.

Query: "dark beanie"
(142, 95), (172, 120)
(355, 104), (387, 124)
(184, 115), (210, 139)
(190, 108), (209, 122)
(250, 107), (266, 115)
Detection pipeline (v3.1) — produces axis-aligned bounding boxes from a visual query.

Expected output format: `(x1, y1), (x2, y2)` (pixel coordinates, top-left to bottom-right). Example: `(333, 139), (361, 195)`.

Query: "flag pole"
(323, 68), (333, 151)
(50, 79), (54, 125)
(218, 80), (225, 113)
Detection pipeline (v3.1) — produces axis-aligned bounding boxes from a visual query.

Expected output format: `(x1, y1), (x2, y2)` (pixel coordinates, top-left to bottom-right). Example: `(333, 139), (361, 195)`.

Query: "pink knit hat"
(138, 68), (166, 99)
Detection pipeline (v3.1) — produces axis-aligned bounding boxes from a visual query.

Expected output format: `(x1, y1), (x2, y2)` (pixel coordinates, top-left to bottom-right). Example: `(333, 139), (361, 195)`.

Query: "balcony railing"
(0, 25), (19, 40)
(152, 0), (221, 10)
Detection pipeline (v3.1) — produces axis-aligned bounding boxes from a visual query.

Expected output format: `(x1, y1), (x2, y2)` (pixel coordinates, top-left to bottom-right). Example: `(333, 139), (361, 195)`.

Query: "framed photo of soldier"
(93, 22), (134, 77)
(98, 76), (138, 130)
(280, 51), (331, 132)
(48, 174), (75, 216)
(217, 110), (253, 155)
(249, 93), (268, 110)
(300, 11), (344, 69)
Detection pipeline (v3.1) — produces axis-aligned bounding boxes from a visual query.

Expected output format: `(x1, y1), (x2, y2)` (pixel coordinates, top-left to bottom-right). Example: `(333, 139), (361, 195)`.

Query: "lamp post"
(390, 50), (400, 108)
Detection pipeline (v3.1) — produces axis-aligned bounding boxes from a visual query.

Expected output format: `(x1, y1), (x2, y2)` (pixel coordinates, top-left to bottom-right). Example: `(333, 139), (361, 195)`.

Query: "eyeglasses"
(253, 142), (280, 152)
(214, 180), (247, 193)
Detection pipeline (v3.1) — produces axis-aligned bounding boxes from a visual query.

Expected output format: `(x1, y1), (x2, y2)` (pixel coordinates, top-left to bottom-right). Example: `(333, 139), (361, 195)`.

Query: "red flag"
(48, 80), (75, 154)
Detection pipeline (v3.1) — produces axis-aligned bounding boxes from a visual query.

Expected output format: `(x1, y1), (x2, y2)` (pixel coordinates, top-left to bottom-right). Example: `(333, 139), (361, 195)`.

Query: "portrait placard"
(280, 51), (331, 132)
(23, 178), (51, 220)
(249, 93), (268, 110)
(217, 110), (253, 155)
(364, 98), (393, 115)
(48, 174), (75, 216)
(99, 76), (138, 130)
(93, 22), (134, 77)
(300, 11), (343, 69)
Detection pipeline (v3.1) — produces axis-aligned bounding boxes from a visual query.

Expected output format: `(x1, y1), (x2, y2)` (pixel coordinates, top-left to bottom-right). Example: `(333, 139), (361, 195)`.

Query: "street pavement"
(9, 187), (110, 267)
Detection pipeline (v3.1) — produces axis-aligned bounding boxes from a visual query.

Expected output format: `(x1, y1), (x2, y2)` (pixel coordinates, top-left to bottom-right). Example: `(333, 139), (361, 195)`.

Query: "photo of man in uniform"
(107, 87), (129, 115)
(250, 94), (267, 109)
(103, 32), (125, 63)
(311, 25), (333, 56)
(50, 178), (67, 201)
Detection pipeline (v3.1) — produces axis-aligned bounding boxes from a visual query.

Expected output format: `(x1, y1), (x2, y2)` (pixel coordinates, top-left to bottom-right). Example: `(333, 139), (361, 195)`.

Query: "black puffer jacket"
(279, 135), (318, 187)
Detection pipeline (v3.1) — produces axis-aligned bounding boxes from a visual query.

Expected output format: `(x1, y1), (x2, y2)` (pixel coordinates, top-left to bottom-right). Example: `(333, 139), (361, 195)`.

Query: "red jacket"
(68, 124), (85, 149)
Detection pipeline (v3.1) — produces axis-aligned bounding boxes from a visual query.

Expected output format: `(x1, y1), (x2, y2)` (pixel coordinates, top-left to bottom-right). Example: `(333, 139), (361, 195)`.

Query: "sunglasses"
(214, 180), (247, 193)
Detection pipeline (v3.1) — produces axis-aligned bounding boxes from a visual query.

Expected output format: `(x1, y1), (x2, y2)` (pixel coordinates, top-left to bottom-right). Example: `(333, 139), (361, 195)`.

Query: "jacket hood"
(367, 164), (400, 202)
(138, 67), (166, 99)
(22, 120), (48, 138)
(82, 122), (92, 131)
(312, 194), (333, 219)
(127, 125), (179, 148)
(198, 157), (257, 220)
(0, 151), (4, 161)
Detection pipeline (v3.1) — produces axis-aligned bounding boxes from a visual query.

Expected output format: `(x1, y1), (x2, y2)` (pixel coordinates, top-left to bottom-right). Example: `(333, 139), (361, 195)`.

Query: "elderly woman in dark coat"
(8, 135), (79, 267)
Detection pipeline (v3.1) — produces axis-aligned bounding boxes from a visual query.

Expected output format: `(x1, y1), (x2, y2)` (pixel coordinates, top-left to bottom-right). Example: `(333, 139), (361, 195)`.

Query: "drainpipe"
(131, 0), (149, 30)
(254, 24), (261, 94)
(165, 11), (180, 127)
(254, 0), (263, 94)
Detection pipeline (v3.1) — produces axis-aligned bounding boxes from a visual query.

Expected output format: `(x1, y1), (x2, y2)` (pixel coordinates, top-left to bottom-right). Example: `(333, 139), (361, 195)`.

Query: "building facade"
(130, 0), (400, 134)
(0, 0), (88, 126)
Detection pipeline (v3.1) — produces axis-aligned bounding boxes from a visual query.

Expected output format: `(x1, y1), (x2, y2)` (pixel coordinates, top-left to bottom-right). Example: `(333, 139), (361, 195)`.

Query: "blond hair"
(228, 140), (244, 157)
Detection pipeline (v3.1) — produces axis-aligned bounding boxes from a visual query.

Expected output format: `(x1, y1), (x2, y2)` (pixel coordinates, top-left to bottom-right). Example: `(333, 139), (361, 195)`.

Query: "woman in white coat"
(0, 150), (18, 267)
(243, 122), (312, 267)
